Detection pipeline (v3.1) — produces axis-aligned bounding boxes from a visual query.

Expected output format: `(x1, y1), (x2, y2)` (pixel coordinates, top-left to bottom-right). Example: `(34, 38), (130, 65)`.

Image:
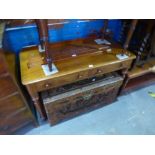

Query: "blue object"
(3, 19), (122, 54)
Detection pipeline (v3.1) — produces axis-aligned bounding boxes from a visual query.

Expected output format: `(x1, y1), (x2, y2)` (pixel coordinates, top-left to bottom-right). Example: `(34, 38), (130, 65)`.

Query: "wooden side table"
(20, 47), (136, 120)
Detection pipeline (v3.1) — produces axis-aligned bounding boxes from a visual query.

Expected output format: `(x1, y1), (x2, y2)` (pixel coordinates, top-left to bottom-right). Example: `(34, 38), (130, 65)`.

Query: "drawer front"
(88, 60), (132, 77)
(0, 76), (17, 98)
(0, 108), (33, 135)
(0, 94), (25, 117)
(44, 80), (122, 125)
(35, 60), (132, 92)
(35, 70), (89, 91)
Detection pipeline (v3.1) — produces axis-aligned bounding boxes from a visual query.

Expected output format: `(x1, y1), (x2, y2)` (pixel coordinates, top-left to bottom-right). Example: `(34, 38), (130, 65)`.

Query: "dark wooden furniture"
(121, 20), (155, 93)
(41, 72), (123, 125)
(36, 19), (53, 71)
(123, 19), (138, 50)
(0, 50), (37, 134)
(0, 23), (36, 134)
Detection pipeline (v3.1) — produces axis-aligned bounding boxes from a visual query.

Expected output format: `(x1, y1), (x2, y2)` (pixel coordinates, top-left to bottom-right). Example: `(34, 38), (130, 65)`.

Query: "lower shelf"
(123, 73), (155, 93)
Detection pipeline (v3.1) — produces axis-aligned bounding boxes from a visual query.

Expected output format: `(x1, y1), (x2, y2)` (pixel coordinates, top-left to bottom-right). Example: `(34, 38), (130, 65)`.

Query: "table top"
(20, 45), (136, 85)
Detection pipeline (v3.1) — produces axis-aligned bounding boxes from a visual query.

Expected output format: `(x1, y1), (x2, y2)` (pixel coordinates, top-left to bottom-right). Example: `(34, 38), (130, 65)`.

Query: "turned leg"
(120, 76), (129, 94)
(118, 68), (129, 95)
(121, 68), (128, 79)
(26, 85), (47, 120)
(32, 96), (47, 120)
(130, 52), (141, 70)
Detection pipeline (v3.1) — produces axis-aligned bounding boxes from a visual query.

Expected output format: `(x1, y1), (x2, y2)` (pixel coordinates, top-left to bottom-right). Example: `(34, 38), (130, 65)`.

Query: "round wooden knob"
(45, 83), (50, 87)
(78, 75), (83, 78)
(98, 70), (102, 73)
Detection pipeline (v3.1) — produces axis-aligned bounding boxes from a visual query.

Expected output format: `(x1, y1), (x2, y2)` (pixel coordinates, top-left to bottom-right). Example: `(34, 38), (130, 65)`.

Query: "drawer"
(88, 67), (104, 77)
(35, 60), (132, 92)
(35, 70), (89, 91)
(88, 60), (132, 77)
(0, 76), (17, 98)
(0, 94), (25, 117)
(0, 108), (33, 134)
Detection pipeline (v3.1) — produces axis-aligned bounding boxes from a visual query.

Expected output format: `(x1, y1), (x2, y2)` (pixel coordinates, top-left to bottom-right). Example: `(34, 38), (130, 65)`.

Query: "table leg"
(26, 85), (47, 120)
(118, 68), (129, 95)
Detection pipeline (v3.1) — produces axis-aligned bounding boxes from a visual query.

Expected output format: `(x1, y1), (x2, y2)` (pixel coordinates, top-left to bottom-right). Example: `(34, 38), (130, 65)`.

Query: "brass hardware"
(45, 83), (50, 88)
(78, 75), (83, 79)
(98, 70), (102, 73)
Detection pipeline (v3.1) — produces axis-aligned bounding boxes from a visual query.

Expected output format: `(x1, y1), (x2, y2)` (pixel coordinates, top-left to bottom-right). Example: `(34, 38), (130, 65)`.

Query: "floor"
(23, 84), (155, 135)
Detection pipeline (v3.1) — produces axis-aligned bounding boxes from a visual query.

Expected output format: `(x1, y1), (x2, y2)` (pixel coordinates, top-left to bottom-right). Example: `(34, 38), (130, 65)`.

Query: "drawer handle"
(98, 70), (102, 73)
(45, 83), (51, 88)
(78, 75), (83, 79)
